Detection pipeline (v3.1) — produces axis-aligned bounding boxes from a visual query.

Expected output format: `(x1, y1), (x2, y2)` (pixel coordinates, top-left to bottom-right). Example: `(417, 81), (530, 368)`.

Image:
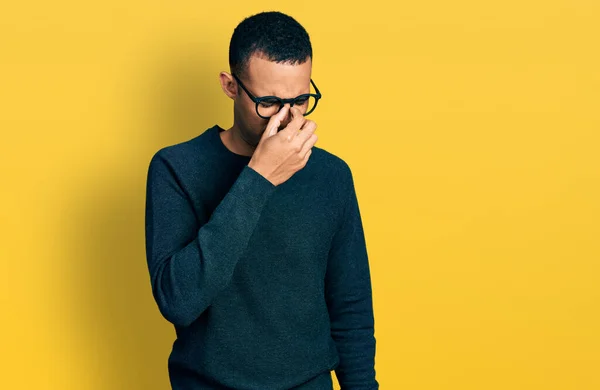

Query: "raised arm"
(325, 163), (379, 389)
(144, 151), (276, 327)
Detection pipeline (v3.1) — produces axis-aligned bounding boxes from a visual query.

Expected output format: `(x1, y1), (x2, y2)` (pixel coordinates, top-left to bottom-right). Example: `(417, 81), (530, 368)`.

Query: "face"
(220, 53), (312, 147)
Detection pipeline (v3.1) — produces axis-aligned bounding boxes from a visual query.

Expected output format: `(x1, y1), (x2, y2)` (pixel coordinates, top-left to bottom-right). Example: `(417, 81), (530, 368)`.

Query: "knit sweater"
(144, 124), (378, 389)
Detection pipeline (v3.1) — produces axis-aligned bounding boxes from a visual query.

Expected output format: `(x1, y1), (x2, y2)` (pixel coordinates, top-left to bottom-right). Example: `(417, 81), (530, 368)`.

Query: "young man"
(145, 11), (379, 390)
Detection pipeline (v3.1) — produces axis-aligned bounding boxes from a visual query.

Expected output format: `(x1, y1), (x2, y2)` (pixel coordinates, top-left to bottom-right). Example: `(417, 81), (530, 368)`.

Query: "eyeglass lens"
(257, 95), (317, 118)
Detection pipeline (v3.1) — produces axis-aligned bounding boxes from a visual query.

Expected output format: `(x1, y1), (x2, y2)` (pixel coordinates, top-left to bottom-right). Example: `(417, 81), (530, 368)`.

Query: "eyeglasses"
(231, 72), (322, 119)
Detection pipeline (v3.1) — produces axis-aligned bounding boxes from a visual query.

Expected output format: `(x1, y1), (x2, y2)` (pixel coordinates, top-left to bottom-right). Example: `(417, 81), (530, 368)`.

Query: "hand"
(248, 105), (318, 186)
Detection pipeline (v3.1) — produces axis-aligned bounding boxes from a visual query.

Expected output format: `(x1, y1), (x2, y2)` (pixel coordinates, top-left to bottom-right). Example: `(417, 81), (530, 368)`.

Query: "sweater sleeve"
(144, 151), (276, 327)
(325, 164), (379, 389)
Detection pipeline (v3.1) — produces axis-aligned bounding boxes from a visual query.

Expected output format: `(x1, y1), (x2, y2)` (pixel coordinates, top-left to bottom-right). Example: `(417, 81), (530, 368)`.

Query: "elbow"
(150, 269), (202, 327)
(153, 288), (199, 327)
(147, 254), (203, 327)
(160, 306), (196, 328)
(147, 253), (232, 328)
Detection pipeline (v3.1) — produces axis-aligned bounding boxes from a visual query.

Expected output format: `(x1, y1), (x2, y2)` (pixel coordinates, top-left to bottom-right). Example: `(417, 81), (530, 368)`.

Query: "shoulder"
(147, 129), (215, 177)
(309, 145), (354, 188)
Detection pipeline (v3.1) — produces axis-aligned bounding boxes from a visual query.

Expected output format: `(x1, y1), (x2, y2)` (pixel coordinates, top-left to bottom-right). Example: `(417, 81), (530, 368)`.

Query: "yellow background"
(1, 1), (598, 389)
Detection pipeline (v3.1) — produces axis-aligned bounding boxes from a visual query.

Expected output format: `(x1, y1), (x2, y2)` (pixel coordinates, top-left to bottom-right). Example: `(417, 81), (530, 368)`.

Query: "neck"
(222, 123), (256, 157)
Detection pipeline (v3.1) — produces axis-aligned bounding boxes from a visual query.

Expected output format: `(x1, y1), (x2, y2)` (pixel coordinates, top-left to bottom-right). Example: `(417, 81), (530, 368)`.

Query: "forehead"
(246, 53), (312, 97)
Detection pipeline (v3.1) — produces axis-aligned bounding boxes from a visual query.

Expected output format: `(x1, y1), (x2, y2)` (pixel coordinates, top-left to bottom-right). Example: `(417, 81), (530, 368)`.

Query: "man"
(145, 11), (378, 390)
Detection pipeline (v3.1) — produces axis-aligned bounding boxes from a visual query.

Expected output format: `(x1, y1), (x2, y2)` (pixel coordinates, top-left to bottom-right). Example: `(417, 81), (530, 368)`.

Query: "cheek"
(236, 102), (268, 135)
(246, 111), (268, 129)
(236, 104), (255, 126)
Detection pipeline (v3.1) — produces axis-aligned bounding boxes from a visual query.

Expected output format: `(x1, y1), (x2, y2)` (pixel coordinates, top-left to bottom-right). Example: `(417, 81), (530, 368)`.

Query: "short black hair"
(229, 11), (313, 83)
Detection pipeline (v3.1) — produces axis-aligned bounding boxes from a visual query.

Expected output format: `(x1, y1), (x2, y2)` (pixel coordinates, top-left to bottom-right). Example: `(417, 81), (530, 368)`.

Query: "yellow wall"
(1, 1), (598, 389)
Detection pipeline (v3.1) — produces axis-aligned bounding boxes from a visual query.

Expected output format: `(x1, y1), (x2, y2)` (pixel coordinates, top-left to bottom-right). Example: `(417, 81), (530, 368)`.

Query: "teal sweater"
(144, 125), (378, 389)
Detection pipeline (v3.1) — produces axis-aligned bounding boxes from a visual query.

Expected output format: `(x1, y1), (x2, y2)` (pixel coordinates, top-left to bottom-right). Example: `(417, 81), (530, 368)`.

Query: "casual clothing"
(144, 125), (378, 389)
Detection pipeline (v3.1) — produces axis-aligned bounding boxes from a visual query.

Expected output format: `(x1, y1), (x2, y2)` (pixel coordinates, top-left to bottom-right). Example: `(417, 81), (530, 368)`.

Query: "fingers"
(301, 148), (313, 166)
(298, 132), (318, 159)
(261, 104), (290, 141)
(290, 119), (317, 150)
(296, 119), (317, 143)
(281, 106), (306, 140)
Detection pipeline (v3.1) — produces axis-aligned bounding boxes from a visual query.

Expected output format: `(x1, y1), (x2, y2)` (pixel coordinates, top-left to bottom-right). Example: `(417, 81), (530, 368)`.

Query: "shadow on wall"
(63, 41), (226, 389)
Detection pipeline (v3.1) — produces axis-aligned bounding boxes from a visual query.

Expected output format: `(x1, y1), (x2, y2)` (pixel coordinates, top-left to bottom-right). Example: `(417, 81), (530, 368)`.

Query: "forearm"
(146, 160), (276, 327)
(329, 290), (378, 389)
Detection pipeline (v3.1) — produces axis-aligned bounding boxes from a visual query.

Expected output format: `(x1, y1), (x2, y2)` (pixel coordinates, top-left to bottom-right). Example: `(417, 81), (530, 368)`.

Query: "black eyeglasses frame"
(231, 72), (322, 119)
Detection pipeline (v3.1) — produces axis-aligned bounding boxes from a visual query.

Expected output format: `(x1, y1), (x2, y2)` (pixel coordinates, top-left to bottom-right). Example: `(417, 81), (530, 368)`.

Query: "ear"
(219, 72), (237, 100)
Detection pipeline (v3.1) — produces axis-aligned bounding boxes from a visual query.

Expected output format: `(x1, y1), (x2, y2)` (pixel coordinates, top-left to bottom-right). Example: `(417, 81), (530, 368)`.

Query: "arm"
(325, 164), (379, 389)
(144, 151), (276, 327)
